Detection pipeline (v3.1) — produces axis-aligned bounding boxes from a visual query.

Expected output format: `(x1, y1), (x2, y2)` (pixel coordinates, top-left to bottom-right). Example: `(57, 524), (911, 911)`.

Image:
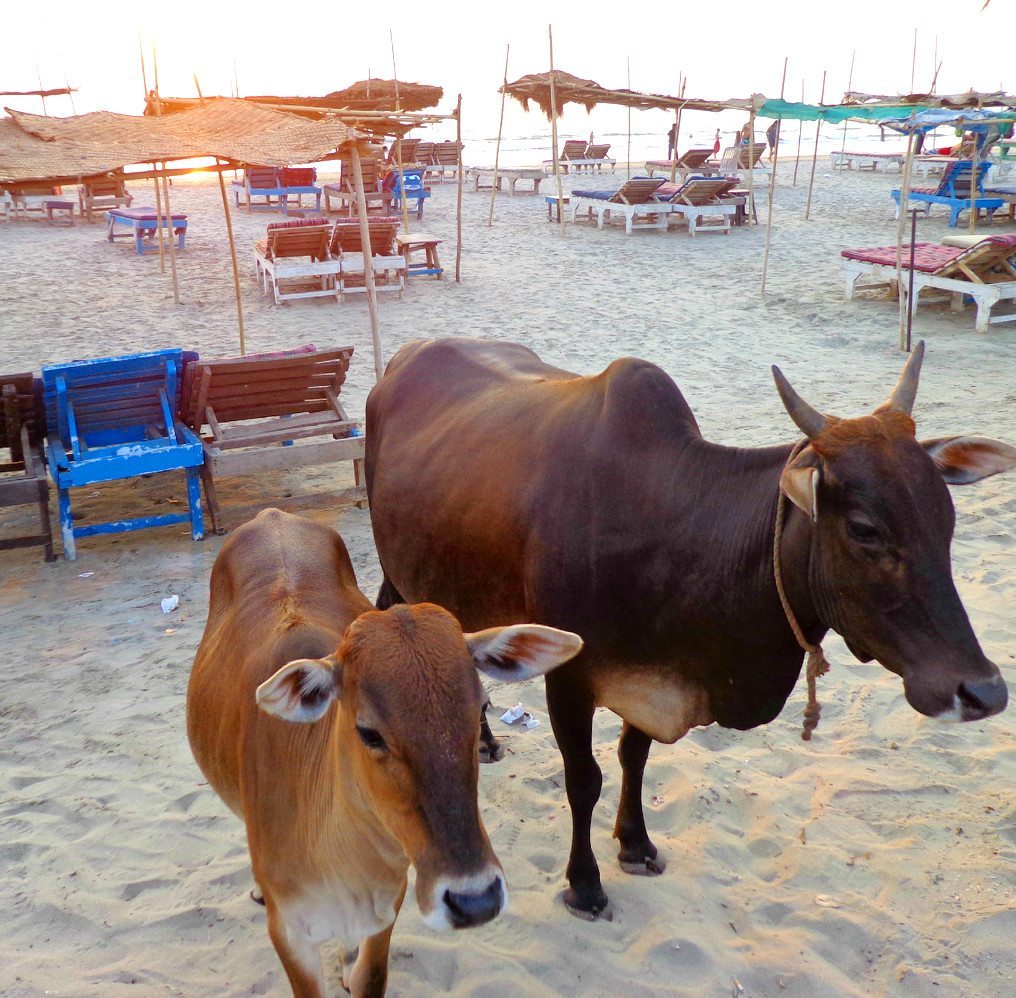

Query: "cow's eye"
(356, 725), (387, 751)
(846, 517), (882, 545)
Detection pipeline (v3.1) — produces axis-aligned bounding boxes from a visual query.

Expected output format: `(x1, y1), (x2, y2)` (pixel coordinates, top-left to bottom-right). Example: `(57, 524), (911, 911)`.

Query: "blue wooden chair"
(42, 349), (204, 559)
(892, 160), (1004, 227)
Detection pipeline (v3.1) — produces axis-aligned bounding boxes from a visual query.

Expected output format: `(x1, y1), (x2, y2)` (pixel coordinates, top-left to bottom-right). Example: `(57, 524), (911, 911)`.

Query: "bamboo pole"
(895, 126), (917, 351)
(548, 25), (565, 231)
(804, 70), (827, 221)
(390, 31), (411, 236)
(760, 58), (788, 294)
(216, 161), (245, 355)
(747, 110), (756, 225)
(838, 51), (855, 168)
(65, 75), (76, 115)
(37, 66), (47, 115)
(350, 145), (385, 381)
(969, 130), (980, 236)
(152, 47), (179, 305)
(793, 80), (804, 185)
(488, 44), (510, 227)
(910, 29), (918, 93)
(153, 159), (166, 272)
(455, 94), (464, 282)
(621, 57), (629, 181)
(669, 71), (682, 184)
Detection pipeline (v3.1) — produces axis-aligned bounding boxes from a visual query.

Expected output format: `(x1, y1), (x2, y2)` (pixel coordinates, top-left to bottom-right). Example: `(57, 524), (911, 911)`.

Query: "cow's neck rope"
(773, 439), (832, 741)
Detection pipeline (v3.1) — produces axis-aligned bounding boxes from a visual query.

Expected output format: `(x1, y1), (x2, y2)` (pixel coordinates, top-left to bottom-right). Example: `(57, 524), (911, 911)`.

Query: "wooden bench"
(180, 347), (366, 533)
(1, 373), (55, 562)
(395, 233), (443, 278)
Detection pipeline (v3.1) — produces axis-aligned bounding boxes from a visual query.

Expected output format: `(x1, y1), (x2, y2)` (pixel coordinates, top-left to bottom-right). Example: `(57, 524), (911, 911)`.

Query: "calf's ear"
(922, 436), (1016, 485)
(467, 625), (584, 683)
(256, 655), (342, 723)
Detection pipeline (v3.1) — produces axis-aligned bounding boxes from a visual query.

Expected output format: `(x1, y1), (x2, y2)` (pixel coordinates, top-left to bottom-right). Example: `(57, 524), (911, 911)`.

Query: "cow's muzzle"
(423, 867), (507, 930)
(905, 666), (1008, 722)
(954, 676), (1008, 721)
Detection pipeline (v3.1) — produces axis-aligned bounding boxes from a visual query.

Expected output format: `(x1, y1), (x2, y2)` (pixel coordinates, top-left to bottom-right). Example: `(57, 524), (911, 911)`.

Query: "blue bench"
(892, 160), (1003, 227)
(387, 169), (430, 220)
(106, 207), (188, 255)
(42, 349), (204, 559)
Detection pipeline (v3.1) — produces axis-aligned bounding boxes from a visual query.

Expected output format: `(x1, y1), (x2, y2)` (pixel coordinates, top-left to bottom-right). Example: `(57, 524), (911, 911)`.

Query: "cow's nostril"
(443, 878), (503, 929)
(957, 679), (1008, 719)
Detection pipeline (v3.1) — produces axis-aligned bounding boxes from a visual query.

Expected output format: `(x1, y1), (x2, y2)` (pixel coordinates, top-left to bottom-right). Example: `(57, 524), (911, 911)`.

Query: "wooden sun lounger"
(543, 139), (589, 173)
(645, 149), (718, 177)
(423, 141), (464, 180)
(468, 167), (544, 196)
(571, 178), (669, 234)
(5, 183), (63, 220)
(841, 233), (1016, 332)
(106, 207), (187, 255)
(1, 372), (55, 562)
(985, 184), (1016, 221)
(338, 149), (386, 193)
(831, 151), (905, 172)
(329, 217), (406, 297)
(78, 178), (132, 222)
(322, 184), (397, 216)
(231, 167), (322, 215)
(254, 219), (338, 304)
(656, 175), (741, 235)
(179, 346), (365, 533)
(892, 160), (1002, 227)
(718, 145), (768, 172)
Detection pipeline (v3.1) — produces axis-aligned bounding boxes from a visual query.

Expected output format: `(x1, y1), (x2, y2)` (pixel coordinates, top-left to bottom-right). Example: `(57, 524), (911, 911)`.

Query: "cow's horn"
(771, 366), (829, 439)
(880, 339), (925, 416)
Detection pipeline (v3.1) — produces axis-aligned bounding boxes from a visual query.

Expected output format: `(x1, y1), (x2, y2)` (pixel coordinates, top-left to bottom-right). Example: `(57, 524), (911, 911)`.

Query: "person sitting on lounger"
(738, 123), (752, 147)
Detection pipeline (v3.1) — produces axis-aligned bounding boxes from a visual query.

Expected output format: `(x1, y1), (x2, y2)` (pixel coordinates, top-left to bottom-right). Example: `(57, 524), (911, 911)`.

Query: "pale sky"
(3, 0), (1012, 148)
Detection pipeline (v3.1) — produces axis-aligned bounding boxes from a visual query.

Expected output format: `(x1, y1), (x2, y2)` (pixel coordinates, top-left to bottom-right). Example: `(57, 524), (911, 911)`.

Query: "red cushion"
(281, 168), (316, 187)
(266, 217), (329, 232)
(841, 243), (962, 274)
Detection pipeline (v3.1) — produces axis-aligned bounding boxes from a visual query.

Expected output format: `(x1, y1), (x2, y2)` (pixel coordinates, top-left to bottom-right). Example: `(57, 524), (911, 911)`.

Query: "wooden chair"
(78, 178), (132, 223)
(1, 373), (55, 562)
(254, 219), (338, 304)
(329, 217), (406, 297)
(42, 349), (204, 560)
(180, 347), (366, 533)
(339, 148), (385, 193)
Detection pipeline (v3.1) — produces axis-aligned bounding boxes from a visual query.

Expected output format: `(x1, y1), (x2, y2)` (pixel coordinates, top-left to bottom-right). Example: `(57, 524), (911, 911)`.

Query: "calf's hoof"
(618, 846), (667, 877)
(479, 736), (504, 764)
(250, 886), (265, 906)
(562, 886), (613, 922)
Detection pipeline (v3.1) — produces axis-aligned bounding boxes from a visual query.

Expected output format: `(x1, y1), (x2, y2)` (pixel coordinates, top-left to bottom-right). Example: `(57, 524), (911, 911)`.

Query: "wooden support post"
(804, 70), (827, 221)
(895, 126), (917, 351)
(488, 44), (510, 227)
(838, 50), (855, 169)
(390, 31), (411, 236)
(969, 126), (980, 237)
(793, 80), (804, 185)
(548, 25), (565, 231)
(153, 161), (166, 272)
(747, 110), (756, 226)
(760, 58), (788, 294)
(350, 145), (385, 381)
(626, 57), (632, 180)
(455, 94), (464, 282)
(159, 164), (180, 305)
(217, 162), (245, 355)
(670, 71), (682, 184)
(911, 28), (918, 94)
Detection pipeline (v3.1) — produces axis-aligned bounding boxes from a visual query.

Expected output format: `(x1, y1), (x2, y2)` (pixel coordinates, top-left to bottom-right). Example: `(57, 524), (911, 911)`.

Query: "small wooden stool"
(396, 233), (443, 279)
(44, 200), (75, 227)
(545, 194), (570, 221)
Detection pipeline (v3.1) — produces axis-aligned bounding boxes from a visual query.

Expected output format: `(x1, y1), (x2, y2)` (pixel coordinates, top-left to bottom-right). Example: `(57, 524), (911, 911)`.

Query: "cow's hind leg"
(613, 722), (666, 876)
(375, 573), (405, 610)
(346, 880), (405, 998)
(478, 699), (504, 763)
(546, 671), (610, 920)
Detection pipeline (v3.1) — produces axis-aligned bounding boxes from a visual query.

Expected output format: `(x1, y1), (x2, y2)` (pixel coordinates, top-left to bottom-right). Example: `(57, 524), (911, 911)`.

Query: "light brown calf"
(187, 509), (581, 996)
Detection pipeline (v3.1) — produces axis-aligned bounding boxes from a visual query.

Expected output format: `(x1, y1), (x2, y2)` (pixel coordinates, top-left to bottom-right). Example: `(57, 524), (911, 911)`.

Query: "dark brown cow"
(365, 337), (1014, 920)
(187, 509), (582, 995)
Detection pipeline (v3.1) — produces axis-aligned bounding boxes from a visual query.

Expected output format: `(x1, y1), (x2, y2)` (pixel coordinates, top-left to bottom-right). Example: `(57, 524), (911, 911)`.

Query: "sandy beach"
(1, 160), (1014, 997)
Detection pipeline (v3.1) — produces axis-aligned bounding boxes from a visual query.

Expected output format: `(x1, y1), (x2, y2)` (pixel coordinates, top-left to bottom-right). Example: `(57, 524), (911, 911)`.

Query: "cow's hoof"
(250, 887), (265, 906)
(479, 738), (504, 764)
(562, 888), (613, 922)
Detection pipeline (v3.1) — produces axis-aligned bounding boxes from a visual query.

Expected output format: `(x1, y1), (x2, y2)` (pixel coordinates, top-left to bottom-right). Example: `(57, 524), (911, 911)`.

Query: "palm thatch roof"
(502, 71), (755, 118)
(842, 89), (1016, 110)
(0, 98), (364, 185)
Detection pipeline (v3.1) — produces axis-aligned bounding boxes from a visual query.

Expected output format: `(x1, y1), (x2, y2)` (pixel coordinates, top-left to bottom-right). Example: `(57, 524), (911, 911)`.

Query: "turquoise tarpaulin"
(758, 100), (920, 123)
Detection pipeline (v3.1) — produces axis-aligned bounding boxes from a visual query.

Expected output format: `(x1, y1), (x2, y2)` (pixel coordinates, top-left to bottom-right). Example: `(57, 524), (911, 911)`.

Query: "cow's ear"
(922, 436), (1016, 485)
(780, 450), (820, 522)
(256, 655), (342, 723)
(467, 624), (583, 683)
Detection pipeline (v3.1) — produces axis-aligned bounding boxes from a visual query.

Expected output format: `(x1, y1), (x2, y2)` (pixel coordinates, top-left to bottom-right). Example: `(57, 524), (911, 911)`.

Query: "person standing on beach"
(713, 128), (721, 155)
(667, 122), (678, 159)
(766, 120), (780, 160)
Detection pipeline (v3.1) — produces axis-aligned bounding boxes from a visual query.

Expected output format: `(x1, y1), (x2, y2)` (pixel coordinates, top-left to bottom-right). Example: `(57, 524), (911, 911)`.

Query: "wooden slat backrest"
(10, 183), (61, 197)
(674, 177), (740, 205)
(246, 167), (281, 189)
(939, 235), (1016, 280)
(0, 373), (38, 460)
(612, 178), (666, 204)
(677, 148), (713, 168)
(42, 349), (183, 448)
(184, 347), (355, 429)
(561, 140), (587, 160)
(586, 143), (611, 159)
(395, 138), (421, 163)
(330, 219), (399, 256)
(413, 142), (436, 165)
(86, 179), (126, 198)
(265, 223), (331, 261)
(434, 142), (462, 165)
(340, 148), (385, 190)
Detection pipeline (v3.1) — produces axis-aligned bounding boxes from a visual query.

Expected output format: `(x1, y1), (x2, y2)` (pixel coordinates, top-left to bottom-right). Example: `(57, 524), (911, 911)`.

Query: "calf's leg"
(545, 670), (609, 920)
(346, 880), (405, 998)
(375, 574), (406, 610)
(613, 722), (666, 875)
(265, 897), (326, 998)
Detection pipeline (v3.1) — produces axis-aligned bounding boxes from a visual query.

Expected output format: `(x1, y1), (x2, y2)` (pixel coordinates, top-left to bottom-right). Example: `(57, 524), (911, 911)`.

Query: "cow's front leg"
(478, 698), (503, 763)
(265, 896), (326, 998)
(346, 880), (405, 998)
(613, 722), (666, 876)
(546, 671), (610, 920)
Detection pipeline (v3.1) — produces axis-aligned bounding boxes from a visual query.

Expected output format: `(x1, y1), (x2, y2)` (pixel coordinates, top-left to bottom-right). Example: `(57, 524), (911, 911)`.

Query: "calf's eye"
(356, 725), (387, 751)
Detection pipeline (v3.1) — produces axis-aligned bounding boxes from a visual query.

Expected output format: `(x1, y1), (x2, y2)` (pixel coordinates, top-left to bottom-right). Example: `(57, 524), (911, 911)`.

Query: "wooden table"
(323, 185), (397, 216)
(469, 167), (544, 196)
(395, 233), (443, 279)
(44, 200), (75, 226)
(544, 194), (571, 221)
